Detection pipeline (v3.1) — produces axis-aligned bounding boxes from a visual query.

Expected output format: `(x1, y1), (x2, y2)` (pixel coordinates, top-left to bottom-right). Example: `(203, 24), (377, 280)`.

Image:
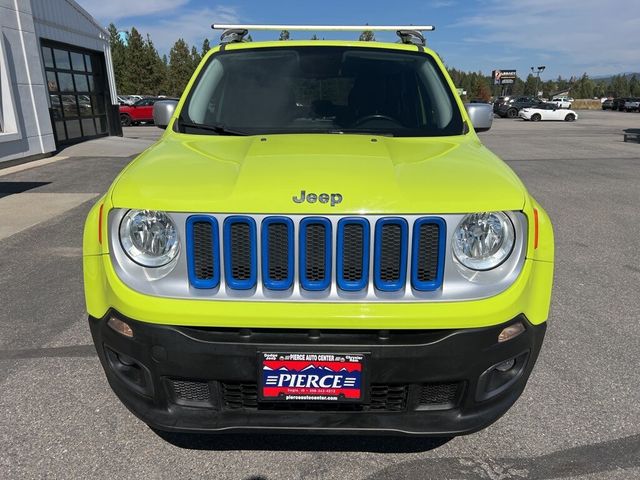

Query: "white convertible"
(519, 104), (578, 122)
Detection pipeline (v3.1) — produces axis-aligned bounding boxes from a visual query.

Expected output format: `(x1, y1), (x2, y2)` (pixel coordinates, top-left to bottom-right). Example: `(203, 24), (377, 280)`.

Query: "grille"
(170, 379), (211, 403)
(379, 224), (403, 281)
(341, 223), (365, 282)
(186, 215), (444, 295)
(418, 383), (460, 407)
(229, 222), (252, 280)
(305, 223), (327, 282)
(416, 223), (440, 282)
(369, 385), (407, 411)
(221, 383), (408, 412)
(221, 383), (258, 409)
(192, 222), (215, 280)
(267, 222), (290, 281)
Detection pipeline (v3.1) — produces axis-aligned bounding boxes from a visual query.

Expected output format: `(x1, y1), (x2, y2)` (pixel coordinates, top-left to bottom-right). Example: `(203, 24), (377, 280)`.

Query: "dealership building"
(0, 0), (121, 165)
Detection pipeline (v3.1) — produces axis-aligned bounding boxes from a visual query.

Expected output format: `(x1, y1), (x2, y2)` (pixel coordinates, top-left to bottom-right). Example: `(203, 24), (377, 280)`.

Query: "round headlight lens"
(119, 210), (179, 267)
(452, 212), (515, 271)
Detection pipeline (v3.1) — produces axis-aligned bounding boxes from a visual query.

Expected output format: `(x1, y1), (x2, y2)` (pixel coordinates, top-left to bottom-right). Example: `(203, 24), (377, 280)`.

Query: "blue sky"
(76, 0), (639, 79)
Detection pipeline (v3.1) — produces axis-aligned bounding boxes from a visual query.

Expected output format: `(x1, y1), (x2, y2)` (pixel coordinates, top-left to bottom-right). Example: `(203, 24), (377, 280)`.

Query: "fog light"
(107, 317), (133, 338)
(498, 322), (525, 343)
(495, 358), (516, 372)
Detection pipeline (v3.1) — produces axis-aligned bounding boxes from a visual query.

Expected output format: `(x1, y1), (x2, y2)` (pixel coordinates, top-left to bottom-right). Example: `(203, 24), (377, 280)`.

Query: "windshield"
(179, 46), (464, 137)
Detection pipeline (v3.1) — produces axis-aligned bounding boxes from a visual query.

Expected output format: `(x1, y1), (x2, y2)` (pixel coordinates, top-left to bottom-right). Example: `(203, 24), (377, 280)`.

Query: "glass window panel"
(92, 95), (106, 115)
(62, 95), (79, 117)
(54, 49), (71, 70)
(46, 71), (58, 92)
(58, 73), (74, 92)
(78, 95), (93, 116)
(70, 52), (85, 71)
(82, 118), (97, 136)
(84, 54), (93, 72)
(87, 76), (95, 92)
(42, 47), (54, 68)
(54, 121), (67, 141)
(96, 116), (108, 134)
(66, 119), (82, 139)
(74, 74), (89, 92)
(50, 95), (63, 120)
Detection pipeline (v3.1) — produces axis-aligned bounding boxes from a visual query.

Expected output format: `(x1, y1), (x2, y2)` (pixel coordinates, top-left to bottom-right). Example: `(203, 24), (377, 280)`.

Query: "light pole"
(531, 65), (546, 98)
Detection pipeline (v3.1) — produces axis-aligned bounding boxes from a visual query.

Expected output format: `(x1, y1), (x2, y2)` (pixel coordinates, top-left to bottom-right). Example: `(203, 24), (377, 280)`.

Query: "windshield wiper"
(179, 119), (248, 136)
(328, 129), (395, 137)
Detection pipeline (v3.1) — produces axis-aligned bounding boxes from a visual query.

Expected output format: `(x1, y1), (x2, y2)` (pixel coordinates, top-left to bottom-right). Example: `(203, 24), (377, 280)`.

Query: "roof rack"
(212, 25), (435, 46)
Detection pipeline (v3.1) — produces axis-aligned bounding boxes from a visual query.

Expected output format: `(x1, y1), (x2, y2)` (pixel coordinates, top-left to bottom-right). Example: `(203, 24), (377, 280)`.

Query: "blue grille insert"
(336, 218), (370, 291)
(374, 217), (409, 292)
(186, 216), (220, 289)
(411, 217), (446, 291)
(223, 216), (257, 290)
(261, 216), (294, 291)
(299, 217), (332, 291)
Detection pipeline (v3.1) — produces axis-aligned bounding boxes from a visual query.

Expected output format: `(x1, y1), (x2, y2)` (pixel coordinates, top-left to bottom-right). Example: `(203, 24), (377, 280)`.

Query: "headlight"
(119, 210), (179, 267)
(452, 212), (515, 271)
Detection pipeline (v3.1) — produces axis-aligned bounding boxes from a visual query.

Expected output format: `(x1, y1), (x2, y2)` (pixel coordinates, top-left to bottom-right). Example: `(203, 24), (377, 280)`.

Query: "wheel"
(564, 113), (576, 122)
(507, 108), (518, 118)
(120, 114), (132, 126)
(531, 113), (542, 122)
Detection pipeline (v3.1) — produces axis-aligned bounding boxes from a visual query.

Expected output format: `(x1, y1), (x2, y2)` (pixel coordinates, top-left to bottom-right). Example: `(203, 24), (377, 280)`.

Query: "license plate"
(259, 352), (366, 402)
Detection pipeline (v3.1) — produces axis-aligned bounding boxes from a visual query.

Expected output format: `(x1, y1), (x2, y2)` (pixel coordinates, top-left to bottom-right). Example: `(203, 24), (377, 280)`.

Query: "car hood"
(110, 133), (527, 214)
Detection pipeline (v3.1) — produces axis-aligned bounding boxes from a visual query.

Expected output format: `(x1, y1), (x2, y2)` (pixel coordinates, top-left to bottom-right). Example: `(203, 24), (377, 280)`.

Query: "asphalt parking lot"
(1, 110), (639, 479)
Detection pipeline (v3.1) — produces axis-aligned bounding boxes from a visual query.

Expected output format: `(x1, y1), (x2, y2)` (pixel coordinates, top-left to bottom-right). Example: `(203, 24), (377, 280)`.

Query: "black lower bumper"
(89, 312), (546, 436)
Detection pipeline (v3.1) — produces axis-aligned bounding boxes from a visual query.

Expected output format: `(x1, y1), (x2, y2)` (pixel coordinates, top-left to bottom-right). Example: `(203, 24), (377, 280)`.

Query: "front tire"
(507, 108), (518, 118)
(531, 113), (542, 122)
(120, 114), (132, 127)
(565, 113), (576, 122)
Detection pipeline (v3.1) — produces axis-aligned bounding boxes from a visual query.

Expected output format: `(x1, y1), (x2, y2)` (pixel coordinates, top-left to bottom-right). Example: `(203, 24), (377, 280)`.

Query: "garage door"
(41, 40), (111, 145)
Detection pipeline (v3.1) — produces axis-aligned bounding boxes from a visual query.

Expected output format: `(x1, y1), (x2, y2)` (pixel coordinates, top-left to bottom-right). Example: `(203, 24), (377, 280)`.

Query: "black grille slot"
(192, 222), (215, 280)
(267, 222), (290, 281)
(416, 223), (440, 282)
(341, 223), (365, 282)
(369, 385), (408, 411)
(170, 379), (211, 403)
(230, 222), (252, 280)
(418, 383), (460, 407)
(305, 223), (327, 282)
(379, 223), (403, 281)
(222, 383), (258, 409)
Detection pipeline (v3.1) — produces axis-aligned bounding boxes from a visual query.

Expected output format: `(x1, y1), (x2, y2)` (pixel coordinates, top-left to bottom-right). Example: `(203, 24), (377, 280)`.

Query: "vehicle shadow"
(152, 429), (452, 453)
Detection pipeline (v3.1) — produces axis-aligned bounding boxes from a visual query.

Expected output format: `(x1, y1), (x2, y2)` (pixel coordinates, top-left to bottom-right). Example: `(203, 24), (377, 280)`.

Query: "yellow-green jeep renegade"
(83, 26), (554, 436)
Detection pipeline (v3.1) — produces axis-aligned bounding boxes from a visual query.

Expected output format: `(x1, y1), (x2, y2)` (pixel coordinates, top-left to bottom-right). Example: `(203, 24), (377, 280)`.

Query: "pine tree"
(191, 45), (202, 72)
(629, 75), (639, 97)
(279, 30), (290, 41)
(142, 35), (167, 95)
(122, 27), (148, 94)
(107, 23), (127, 93)
(167, 39), (195, 97)
(201, 38), (211, 58)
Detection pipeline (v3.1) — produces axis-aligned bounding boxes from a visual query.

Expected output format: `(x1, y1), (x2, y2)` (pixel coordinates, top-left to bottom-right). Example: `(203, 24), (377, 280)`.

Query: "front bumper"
(90, 311), (546, 436)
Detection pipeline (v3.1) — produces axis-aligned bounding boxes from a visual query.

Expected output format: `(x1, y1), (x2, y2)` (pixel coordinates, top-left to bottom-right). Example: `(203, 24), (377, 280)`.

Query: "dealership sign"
(492, 69), (517, 85)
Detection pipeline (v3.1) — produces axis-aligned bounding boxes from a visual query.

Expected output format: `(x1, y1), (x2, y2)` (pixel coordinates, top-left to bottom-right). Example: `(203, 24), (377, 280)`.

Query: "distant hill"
(592, 72), (640, 82)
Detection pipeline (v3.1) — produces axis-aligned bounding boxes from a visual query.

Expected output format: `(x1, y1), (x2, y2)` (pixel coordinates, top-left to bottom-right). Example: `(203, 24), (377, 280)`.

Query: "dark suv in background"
(495, 96), (547, 118)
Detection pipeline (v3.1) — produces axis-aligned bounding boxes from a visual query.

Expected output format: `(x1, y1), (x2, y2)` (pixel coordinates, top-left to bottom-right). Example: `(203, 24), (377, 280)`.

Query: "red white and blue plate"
(259, 352), (365, 402)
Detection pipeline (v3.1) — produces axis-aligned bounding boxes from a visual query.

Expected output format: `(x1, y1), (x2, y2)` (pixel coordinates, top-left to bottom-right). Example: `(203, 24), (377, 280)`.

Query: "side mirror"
(464, 103), (493, 132)
(153, 100), (178, 129)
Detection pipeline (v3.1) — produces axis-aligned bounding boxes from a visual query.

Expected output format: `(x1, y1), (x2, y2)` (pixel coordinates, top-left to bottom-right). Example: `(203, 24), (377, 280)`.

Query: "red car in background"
(119, 97), (177, 126)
